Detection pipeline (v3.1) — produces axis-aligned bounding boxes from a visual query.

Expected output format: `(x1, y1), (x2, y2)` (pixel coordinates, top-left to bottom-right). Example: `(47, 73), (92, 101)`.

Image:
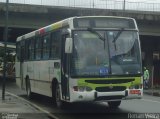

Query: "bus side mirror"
(65, 38), (73, 53)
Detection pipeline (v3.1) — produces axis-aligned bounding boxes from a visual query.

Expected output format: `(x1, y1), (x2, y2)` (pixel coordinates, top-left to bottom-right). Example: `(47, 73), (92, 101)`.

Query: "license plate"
(129, 90), (141, 94)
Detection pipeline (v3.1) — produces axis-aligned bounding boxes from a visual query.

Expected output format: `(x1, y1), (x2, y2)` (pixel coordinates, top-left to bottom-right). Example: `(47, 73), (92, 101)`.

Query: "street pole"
(93, 0), (95, 8)
(152, 66), (154, 89)
(122, 0), (126, 16)
(123, 0), (126, 12)
(2, 0), (9, 100)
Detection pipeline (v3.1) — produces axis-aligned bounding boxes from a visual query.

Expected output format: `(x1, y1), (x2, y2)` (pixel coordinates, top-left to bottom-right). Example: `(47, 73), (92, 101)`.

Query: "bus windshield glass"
(71, 30), (141, 77)
(108, 31), (141, 75)
(71, 30), (109, 77)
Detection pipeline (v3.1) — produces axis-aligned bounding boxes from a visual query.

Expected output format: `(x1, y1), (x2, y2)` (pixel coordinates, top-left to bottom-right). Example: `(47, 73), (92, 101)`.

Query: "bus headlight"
(85, 86), (92, 91)
(73, 86), (92, 92)
(79, 86), (86, 92)
(129, 84), (143, 89)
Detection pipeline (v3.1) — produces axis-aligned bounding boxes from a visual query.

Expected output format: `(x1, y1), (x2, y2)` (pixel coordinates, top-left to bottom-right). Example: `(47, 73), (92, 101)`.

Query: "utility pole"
(122, 0), (126, 16)
(2, 0), (9, 100)
(123, 0), (126, 12)
(93, 0), (95, 8)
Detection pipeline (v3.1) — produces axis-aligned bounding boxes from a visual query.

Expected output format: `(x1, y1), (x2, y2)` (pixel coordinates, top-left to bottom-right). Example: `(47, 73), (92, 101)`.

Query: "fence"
(1, 0), (160, 12)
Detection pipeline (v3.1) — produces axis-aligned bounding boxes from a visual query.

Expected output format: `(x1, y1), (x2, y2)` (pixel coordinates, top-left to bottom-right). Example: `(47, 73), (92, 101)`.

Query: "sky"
(116, 0), (160, 3)
(133, 0), (160, 3)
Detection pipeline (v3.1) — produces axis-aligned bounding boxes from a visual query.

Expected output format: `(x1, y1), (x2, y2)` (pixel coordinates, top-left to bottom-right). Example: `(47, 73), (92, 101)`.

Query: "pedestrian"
(143, 67), (149, 89)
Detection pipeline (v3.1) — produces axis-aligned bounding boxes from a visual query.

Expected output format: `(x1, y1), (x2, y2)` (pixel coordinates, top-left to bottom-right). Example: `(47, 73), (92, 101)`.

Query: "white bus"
(16, 16), (143, 108)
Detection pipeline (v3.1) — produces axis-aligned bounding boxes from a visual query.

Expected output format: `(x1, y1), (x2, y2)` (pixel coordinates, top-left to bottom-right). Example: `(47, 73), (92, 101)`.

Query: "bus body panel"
(15, 62), (21, 88)
(69, 77), (143, 102)
(16, 60), (61, 97)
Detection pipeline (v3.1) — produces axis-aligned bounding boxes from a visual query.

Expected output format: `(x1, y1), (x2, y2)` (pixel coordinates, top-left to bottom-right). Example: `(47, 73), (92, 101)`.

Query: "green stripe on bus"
(77, 77), (141, 90)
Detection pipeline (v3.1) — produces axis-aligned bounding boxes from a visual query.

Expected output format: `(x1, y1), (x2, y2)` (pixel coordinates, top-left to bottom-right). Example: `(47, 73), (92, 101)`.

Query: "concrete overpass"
(0, 3), (160, 35)
(0, 3), (160, 86)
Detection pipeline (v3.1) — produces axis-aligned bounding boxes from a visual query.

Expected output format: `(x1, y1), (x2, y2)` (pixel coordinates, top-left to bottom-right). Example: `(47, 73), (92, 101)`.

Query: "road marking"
(141, 99), (160, 104)
(5, 91), (59, 119)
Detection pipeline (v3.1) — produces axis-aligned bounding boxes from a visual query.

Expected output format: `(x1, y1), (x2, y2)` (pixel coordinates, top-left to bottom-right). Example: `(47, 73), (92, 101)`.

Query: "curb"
(5, 91), (59, 119)
(144, 91), (160, 97)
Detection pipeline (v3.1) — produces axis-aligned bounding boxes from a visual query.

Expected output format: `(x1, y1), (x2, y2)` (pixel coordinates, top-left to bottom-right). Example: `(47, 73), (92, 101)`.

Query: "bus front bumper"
(70, 89), (143, 102)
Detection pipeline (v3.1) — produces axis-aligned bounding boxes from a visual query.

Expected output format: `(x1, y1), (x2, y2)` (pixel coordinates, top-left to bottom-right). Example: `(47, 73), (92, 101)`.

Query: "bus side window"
(42, 34), (50, 59)
(35, 37), (42, 60)
(50, 31), (60, 59)
(25, 40), (29, 60)
(29, 38), (35, 60)
(20, 41), (25, 62)
(16, 42), (21, 61)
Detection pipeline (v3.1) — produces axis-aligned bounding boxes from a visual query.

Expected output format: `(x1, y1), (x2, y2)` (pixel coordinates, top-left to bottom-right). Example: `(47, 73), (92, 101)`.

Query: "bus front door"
(61, 35), (70, 100)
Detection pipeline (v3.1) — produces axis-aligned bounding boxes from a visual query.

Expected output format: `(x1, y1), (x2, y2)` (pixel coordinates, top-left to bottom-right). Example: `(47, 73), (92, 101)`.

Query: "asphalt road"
(2, 81), (160, 119)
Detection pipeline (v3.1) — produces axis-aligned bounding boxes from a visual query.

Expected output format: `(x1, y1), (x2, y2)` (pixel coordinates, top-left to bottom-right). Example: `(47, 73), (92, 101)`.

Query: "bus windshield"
(108, 31), (141, 75)
(71, 30), (141, 77)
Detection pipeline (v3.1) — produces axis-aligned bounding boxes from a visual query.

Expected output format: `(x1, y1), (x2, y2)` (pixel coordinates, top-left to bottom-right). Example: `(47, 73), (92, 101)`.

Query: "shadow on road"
(20, 93), (129, 119)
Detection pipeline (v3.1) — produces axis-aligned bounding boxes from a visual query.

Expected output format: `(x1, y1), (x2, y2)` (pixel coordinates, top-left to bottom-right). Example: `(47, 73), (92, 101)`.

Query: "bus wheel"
(55, 84), (63, 108)
(26, 77), (32, 99)
(108, 101), (121, 108)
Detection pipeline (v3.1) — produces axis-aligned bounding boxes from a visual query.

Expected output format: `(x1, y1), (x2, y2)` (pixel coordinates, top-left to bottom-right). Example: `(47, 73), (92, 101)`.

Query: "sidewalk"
(143, 88), (160, 97)
(0, 91), (51, 119)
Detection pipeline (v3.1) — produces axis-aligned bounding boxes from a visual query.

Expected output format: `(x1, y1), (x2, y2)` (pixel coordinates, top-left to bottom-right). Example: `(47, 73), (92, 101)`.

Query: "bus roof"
(16, 17), (73, 42)
(16, 16), (136, 42)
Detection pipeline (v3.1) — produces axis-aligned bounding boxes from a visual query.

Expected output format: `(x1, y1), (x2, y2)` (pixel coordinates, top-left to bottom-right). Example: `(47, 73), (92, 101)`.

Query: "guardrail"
(0, 0), (160, 12)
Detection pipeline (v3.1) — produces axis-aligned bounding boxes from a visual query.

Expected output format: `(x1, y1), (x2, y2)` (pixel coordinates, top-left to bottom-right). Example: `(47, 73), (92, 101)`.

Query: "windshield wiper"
(87, 28), (106, 49)
(87, 28), (105, 41)
(112, 28), (125, 51)
(112, 28), (125, 43)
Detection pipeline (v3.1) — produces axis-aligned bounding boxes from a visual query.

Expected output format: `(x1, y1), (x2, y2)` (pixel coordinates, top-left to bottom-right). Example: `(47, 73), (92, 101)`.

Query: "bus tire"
(52, 79), (65, 109)
(55, 84), (64, 108)
(108, 101), (121, 108)
(26, 77), (32, 99)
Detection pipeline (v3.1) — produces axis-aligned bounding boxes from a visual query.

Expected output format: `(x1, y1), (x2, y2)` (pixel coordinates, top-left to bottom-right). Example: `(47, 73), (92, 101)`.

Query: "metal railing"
(1, 0), (160, 12)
